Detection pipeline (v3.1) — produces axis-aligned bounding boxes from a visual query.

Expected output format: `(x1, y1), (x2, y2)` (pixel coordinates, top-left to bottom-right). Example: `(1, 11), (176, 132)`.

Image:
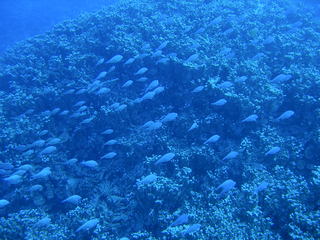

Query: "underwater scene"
(0, 0), (320, 239)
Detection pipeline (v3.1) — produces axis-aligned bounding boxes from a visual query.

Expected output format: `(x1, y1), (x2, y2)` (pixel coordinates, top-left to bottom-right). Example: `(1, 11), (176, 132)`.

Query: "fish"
(80, 117), (94, 124)
(96, 87), (110, 95)
(115, 104), (127, 111)
(50, 108), (61, 116)
(137, 77), (148, 82)
(62, 195), (82, 204)
(254, 181), (269, 194)
(88, 80), (102, 93)
(241, 114), (258, 123)
(29, 184), (43, 192)
(107, 66), (115, 73)
(235, 76), (248, 83)
(170, 214), (189, 227)
(15, 144), (32, 152)
(195, 27), (205, 34)
(4, 174), (22, 184)
(210, 16), (222, 25)
(181, 224), (201, 235)
(17, 164), (33, 171)
(39, 146), (57, 155)
(276, 110), (294, 121)
(96, 58), (104, 66)
(217, 81), (233, 89)
(134, 67), (148, 75)
(12, 169), (27, 176)
(59, 110), (69, 116)
(152, 50), (162, 57)
(64, 89), (75, 95)
(73, 100), (86, 107)
(265, 147), (280, 156)
(156, 57), (170, 64)
(149, 121), (162, 131)
(204, 134), (220, 144)
(39, 130), (49, 136)
(70, 112), (86, 118)
(124, 57), (135, 65)
(0, 199), (10, 208)
(76, 219), (99, 232)
(137, 174), (157, 185)
(141, 121), (156, 129)
(190, 41), (201, 49)
(141, 91), (156, 101)
(136, 53), (149, 59)
(101, 129), (114, 135)
(32, 140), (46, 148)
(81, 160), (98, 168)
(46, 138), (61, 145)
(155, 153), (175, 165)
(192, 86), (204, 93)
(271, 74), (292, 83)
(106, 54), (123, 64)
(223, 28), (233, 35)
(110, 103), (120, 109)
(263, 36), (275, 45)
(65, 158), (78, 165)
(216, 179), (236, 195)
(95, 71), (107, 80)
(76, 106), (87, 112)
(141, 121), (162, 131)
(0, 162), (14, 170)
(133, 98), (142, 104)
(188, 122), (198, 132)
(211, 98), (227, 106)
(104, 140), (118, 146)
(34, 217), (51, 228)
(145, 80), (159, 92)
(156, 41), (169, 50)
(24, 109), (35, 115)
(153, 86), (165, 95)
(161, 113), (178, 123)
(101, 152), (117, 159)
(0, 169), (10, 176)
(185, 53), (199, 62)
(223, 151), (239, 160)
(75, 89), (87, 95)
(41, 110), (51, 117)
(122, 80), (133, 88)
(32, 167), (51, 180)
(22, 149), (34, 157)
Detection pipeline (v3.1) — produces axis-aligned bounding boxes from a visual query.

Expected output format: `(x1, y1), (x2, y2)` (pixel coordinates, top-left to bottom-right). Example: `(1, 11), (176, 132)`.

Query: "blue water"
(0, 0), (115, 53)
(0, 0), (320, 239)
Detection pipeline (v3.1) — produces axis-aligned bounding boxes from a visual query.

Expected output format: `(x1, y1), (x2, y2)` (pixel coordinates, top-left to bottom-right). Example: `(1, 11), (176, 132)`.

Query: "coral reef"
(0, 0), (319, 239)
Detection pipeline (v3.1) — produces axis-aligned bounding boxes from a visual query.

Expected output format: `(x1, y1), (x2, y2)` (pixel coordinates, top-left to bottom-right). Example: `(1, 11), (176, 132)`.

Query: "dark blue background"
(0, 0), (116, 54)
